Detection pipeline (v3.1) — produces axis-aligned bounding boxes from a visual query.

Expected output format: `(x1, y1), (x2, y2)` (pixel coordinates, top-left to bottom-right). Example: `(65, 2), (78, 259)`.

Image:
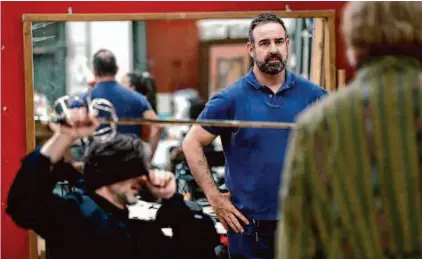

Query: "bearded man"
(182, 12), (328, 259)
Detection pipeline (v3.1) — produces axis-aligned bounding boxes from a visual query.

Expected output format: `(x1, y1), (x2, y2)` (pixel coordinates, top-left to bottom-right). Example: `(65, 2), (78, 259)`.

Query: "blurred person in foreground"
(277, 2), (422, 258)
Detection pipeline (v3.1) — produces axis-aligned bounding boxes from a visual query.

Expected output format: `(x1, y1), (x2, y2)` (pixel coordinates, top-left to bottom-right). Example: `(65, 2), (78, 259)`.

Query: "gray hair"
(342, 2), (422, 48)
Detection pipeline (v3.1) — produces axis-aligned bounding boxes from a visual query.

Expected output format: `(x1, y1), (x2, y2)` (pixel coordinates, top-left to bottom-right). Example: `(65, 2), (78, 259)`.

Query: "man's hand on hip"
(208, 192), (249, 233)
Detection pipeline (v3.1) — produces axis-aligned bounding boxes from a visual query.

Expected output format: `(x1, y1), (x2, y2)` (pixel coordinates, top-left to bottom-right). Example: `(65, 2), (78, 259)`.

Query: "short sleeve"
(68, 92), (88, 108)
(197, 90), (233, 136)
(313, 86), (328, 102)
(138, 94), (153, 115)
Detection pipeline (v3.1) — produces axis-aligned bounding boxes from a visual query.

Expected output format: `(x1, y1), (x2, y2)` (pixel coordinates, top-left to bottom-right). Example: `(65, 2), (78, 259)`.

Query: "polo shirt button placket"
(269, 94), (274, 105)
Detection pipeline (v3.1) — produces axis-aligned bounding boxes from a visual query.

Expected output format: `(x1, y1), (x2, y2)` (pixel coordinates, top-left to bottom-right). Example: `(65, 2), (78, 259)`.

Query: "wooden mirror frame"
(22, 10), (336, 259)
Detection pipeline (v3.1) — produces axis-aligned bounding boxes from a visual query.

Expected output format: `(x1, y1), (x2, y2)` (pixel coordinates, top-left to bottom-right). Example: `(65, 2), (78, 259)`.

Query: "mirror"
(24, 11), (336, 259)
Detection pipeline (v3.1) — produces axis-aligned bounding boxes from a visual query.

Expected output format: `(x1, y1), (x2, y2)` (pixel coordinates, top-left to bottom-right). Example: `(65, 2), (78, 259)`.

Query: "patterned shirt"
(277, 55), (422, 259)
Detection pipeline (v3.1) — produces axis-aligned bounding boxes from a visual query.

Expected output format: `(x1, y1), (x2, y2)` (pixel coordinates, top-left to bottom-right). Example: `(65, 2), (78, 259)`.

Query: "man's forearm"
(40, 133), (76, 163)
(183, 141), (220, 199)
(148, 125), (162, 160)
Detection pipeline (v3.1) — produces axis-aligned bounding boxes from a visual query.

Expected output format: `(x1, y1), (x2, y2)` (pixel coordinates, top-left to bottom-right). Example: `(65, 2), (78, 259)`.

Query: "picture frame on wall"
(214, 56), (245, 95)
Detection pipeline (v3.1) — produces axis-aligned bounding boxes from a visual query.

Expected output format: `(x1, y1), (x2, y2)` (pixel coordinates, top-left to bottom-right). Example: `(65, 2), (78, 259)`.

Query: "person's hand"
(208, 192), (249, 233)
(41, 107), (100, 163)
(142, 170), (176, 200)
(49, 107), (100, 141)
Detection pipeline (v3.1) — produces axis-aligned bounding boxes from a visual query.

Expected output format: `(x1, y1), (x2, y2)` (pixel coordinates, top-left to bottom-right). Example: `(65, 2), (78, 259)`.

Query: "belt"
(251, 219), (278, 242)
(251, 219), (278, 231)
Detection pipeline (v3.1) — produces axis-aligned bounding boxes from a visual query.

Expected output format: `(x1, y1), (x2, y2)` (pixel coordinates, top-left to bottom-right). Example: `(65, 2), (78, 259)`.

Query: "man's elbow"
(5, 196), (33, 230)
(181, 137), (191, 154)
(152, 124), (164, 134)
(183, 127), (216, 153)
(6, 179), (26, 217)
(157, 124), (165, 133)
(182, 135), (200, 156)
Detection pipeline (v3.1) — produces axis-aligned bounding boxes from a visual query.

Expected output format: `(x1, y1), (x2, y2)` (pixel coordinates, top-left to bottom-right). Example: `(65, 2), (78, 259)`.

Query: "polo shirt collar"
(94, 80), (118, 88)
(244, 68), (295, 92)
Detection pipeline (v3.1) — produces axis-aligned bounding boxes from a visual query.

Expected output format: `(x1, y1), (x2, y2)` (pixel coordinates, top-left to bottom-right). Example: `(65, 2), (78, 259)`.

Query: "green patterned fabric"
(277, 55), (422, 259)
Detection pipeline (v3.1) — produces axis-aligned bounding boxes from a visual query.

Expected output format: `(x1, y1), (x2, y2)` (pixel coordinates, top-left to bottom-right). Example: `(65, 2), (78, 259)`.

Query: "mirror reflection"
(32, 17), (328, 120)
(31, 16), (332, 258)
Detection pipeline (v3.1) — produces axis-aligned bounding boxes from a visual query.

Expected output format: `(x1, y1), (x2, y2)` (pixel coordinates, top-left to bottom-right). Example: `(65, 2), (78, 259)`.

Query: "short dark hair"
(93, 49), (118, 77)
(189, 99), (207, 120)
(82, 134), (148, 190)
(248, 12), (289, 45)
(126, 71), (157, 112)
(127, 72), (149, 96)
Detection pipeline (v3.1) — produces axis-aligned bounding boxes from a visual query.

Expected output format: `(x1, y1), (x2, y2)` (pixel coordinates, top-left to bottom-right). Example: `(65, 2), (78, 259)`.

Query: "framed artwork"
(214, 56), (245, 95)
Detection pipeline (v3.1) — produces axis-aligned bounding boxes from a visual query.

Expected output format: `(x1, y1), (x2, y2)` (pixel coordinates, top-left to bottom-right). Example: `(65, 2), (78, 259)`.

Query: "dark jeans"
(227, 219), (277, 259)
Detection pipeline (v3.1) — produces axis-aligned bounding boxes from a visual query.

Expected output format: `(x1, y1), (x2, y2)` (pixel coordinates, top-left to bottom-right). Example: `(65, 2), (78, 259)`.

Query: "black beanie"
(82, 134), (149, 191)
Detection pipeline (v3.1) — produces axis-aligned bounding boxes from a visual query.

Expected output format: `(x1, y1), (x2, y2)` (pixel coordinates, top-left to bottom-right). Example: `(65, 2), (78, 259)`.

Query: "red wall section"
(146, 20), (200, 93)
(1, 2), (349, 259)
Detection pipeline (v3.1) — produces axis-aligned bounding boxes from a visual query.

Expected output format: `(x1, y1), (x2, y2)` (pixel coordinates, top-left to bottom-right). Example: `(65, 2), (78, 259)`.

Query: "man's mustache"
(265, 53), (283, 62)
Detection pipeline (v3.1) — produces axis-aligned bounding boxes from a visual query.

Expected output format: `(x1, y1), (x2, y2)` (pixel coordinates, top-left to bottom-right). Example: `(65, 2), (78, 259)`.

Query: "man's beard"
(254, 51), (287, 75)
(126, 194), (139, 205)
(116, 191), (139, 206)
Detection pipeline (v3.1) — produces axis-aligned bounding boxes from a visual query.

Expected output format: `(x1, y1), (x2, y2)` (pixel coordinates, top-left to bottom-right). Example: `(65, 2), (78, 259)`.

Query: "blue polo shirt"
(198, 69), (327, 220)
(79, 80), (152, 137)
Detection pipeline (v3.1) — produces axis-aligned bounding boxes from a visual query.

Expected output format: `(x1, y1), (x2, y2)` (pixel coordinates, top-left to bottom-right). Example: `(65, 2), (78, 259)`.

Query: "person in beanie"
(6, 107), (219, 259)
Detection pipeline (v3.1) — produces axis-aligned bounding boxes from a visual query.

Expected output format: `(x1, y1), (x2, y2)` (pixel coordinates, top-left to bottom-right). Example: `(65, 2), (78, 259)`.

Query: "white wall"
(66, 21), (133, 96)
(89, 21), (133, 82)
(156, 93), (173, 116)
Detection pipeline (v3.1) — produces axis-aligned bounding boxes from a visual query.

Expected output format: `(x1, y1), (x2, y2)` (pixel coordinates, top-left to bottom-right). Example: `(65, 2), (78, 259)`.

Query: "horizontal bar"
(36, 117), (296, 129)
